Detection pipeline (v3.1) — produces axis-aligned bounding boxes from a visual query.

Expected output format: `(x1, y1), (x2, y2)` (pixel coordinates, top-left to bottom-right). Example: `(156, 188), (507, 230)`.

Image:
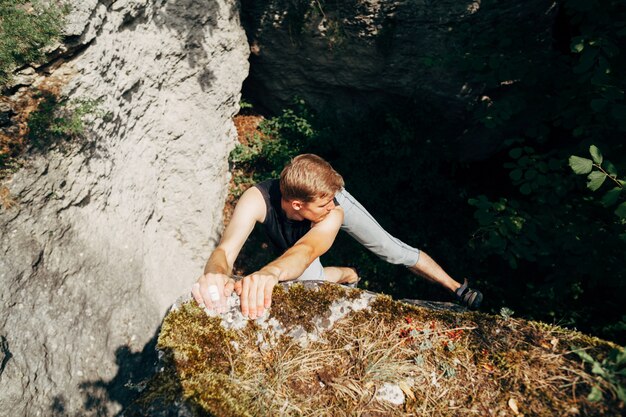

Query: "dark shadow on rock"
(120, 347), (208, 417)
(155, 0), (222, 91)
(0, 335), (13, 380)
(118, 0), (242, 92)
(49, 328), (163, 416)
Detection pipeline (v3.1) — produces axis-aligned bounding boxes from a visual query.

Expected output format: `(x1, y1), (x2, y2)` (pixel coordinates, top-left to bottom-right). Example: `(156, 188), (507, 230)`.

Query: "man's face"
(298, 195), (336, 222)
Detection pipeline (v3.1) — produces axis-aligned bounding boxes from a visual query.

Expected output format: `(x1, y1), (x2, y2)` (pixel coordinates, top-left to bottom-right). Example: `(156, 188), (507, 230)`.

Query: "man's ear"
(291, 200), (303, 211)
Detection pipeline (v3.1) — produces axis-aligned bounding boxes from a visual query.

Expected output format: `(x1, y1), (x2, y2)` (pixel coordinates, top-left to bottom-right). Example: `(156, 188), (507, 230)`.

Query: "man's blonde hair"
(280, 154), (344, 202)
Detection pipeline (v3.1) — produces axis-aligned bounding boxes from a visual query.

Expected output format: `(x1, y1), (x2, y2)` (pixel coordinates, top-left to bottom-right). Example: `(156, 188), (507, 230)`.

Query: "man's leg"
(323, 266), (358, 284)
(335, 188), (421, 266)
(335, 188), (482, 308)
(407, 251), (460, 293)
(296, 258), (326, 281)
(296, 259), (358, 285)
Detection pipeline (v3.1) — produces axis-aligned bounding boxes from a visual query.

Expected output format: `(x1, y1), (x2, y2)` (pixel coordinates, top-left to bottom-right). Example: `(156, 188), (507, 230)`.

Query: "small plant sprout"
(500, 307), (515, 320)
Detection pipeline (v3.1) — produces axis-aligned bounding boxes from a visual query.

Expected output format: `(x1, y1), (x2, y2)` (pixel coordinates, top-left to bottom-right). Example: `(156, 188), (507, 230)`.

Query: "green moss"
(27, 92), (102, 150)
(370, 293), (463, 326)
(158, 302), (238, 373)
(270, 282), (348, 331)
(147, 302), (255, 415)
(0, 0), (68, 86)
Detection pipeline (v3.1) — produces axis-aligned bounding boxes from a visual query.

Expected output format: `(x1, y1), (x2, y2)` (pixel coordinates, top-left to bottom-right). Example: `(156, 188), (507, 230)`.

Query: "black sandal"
(455, 278), (483, 310)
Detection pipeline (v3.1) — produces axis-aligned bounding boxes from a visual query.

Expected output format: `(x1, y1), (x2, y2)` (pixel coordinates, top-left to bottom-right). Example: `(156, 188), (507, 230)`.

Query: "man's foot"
(323, 266), (359, 286)
(343, 266), (360, 288)
(455, 278), (483, 310)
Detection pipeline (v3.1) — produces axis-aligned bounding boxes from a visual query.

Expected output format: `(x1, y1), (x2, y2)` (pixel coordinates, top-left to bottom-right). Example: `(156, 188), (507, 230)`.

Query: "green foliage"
(239, 99), (253, 110)
(572, 345), (626, 402)
(499, 307), (515, 320)
(229, 99), (315, 186)
(0, 0), (68, 86)
(468, 196), (539, 269)
(569, 145), (626, 225)
(27, 91), (102, 149)
(456, 0), (626, 343)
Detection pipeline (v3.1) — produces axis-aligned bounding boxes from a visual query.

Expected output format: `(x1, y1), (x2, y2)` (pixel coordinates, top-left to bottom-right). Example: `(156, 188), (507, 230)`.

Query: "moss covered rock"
(126, 282), (624, 416)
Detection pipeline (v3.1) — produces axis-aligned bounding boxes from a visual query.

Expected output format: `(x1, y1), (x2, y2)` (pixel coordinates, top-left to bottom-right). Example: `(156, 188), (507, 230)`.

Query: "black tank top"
(254, 179), (311, 254)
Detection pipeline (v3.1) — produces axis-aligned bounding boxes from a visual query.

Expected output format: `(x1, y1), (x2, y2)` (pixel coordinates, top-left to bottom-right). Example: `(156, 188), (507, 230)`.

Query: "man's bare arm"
(262, 208), (344, 280)
(238, 207), (344, 318)
(192, 186), (265, 312)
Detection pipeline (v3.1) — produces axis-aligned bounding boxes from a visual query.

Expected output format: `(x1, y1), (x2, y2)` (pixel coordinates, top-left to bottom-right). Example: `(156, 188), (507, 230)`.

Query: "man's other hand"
(192, 272), (235, 314)
(234, 272), (279, 319)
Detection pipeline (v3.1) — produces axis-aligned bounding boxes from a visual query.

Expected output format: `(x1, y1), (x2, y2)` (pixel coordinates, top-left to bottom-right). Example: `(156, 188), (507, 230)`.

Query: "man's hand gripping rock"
(192, 270), (279, 319)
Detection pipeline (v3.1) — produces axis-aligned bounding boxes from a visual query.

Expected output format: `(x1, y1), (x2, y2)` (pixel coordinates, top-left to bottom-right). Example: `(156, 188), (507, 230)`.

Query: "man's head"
(280, 154), (344, 222)
(280, 154), (344, 202)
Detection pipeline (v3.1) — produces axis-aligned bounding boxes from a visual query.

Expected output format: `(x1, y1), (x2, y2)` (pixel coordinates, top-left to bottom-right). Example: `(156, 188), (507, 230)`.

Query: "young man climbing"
(192, 154), (482, 319)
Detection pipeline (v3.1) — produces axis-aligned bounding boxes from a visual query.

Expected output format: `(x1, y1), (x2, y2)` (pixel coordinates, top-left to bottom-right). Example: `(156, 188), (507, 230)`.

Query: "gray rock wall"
(0, 1), (248, 415)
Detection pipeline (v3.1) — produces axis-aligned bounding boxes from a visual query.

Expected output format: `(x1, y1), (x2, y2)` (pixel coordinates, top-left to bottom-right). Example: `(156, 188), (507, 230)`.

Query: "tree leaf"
(573, 347), (595, 363)
(573, 126), (585, 137)
(548, 158), (561, 170)
(601, 188), (622, 207)
(604, 160), (618, 176)
(615, 348), (626, 366)
(524, 169), (538, 180)
(510, 169), (523, 181)
(590, 99), (608, 112)
(587, 171), (606, 191)
(611, 103), (626, 120)
(587, 386), (603, 402)
(574, 48), (598, 74)
(569, 156), (593, 174)
(615, 202), (626, 218)
(589, 145), (603, 164)
(509, 148), (523, 159)
(617, 384), (626, 403)
(591, 361), (607, 377)
(520, 183), (532, 195)
(601, 86), (623, 100)
(571, 41), (584, 53)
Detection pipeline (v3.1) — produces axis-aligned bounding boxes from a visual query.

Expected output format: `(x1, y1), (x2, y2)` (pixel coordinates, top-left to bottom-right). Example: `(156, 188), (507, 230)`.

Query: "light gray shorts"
(296, 188), (421, 281)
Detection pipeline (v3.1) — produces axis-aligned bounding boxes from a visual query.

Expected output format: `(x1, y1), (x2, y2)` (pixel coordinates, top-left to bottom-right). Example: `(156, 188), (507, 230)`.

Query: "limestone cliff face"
(0, 1), (248, 415)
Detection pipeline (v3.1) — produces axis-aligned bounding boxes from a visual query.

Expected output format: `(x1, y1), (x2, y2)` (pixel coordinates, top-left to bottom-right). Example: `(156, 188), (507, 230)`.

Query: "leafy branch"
(569, 145), (626, 219)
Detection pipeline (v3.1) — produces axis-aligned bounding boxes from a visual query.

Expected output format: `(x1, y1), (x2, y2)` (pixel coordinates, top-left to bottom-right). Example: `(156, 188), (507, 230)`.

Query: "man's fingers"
(199, 284), (216, 311)
(224, 279), (235, 297)
(256, 280), (265, 317)
(233, 280), (242, 296)
(264, 280), (274, 309)
(237, 273), (278, 319)
(240, 277), (250, 318)
(207, 284), (221, 312)
(219, 279), (235, 313)
(247, 276), (258, 319)
(191, 282), (204, 307)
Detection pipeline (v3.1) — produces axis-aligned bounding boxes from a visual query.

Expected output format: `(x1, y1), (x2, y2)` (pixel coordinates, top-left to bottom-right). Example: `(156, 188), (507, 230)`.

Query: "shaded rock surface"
(0, 1), (248, 416)
(240, 0), (554, 117)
